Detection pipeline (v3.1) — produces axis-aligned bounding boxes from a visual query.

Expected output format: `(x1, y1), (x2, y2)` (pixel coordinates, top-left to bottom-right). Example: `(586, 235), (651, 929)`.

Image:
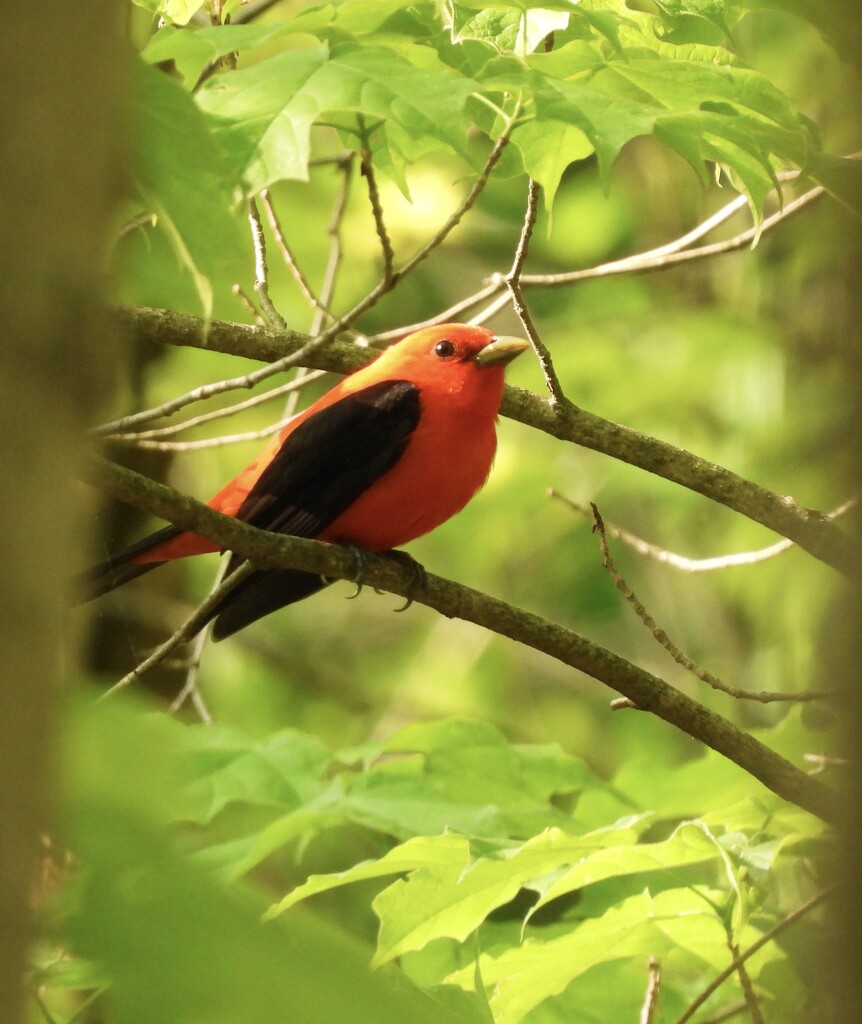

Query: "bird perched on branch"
(84, 323), (529, 639)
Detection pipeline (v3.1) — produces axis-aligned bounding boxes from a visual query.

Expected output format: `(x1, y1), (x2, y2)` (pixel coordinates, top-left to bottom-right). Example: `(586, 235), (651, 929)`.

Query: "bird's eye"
(434, 339), (456, 359)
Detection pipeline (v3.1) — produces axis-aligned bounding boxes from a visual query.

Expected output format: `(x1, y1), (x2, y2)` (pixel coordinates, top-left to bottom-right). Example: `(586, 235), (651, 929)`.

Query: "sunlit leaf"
(196, 43), (476, 193)
(142, 22), (289, 85)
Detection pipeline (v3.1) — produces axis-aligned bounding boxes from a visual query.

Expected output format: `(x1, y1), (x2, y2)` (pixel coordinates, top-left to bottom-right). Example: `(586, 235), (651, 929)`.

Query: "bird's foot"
(381, 550), (428, 612)
(339, 546), (427, 610)
(342, 543), (372, 600)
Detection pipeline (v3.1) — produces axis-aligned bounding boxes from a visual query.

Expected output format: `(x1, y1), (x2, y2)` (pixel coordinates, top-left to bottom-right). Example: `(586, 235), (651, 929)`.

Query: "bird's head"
(370, 323), (529, 399)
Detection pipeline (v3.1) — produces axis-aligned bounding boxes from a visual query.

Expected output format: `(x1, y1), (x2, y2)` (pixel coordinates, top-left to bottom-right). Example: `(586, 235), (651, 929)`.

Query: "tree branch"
(589, 503), (836, 704)
(82, 456), (843, 825)
(111, 305), (860, 576)
(506, 177), (566, 402)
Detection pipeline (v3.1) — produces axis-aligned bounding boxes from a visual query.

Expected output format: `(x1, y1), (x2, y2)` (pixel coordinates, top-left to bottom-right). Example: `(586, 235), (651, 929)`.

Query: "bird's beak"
(475, 336), (529, 367)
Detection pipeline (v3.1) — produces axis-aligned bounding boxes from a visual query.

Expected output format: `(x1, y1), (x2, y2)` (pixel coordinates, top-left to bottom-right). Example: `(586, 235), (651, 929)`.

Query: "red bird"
(86, 324), (528, 639)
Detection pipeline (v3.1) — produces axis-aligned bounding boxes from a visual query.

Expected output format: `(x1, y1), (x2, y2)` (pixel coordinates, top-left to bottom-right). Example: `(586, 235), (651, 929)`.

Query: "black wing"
(209, 379), (420, 639)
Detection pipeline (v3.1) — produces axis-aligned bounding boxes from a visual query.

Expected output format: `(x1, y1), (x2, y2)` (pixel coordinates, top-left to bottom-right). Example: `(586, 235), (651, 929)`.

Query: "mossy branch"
(113, 305), (860, 578)
(86, 454), (843, 826)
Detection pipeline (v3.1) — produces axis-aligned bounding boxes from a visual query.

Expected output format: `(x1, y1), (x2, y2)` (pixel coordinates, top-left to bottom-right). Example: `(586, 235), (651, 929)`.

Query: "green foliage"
(129, 0), (842, 310)
(43, 697), (830, 1024)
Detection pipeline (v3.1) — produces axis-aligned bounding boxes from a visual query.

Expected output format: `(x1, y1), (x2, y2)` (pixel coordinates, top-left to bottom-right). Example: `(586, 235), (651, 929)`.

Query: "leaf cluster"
(128, 0), (845, 316)
(39, 699), (832, 1024)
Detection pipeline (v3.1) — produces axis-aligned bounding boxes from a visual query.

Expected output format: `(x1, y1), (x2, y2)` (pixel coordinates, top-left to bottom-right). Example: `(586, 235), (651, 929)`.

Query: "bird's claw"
(382, 550), (427, 612)
(340, 545), (427, 610)
(344, 544), (371, 600)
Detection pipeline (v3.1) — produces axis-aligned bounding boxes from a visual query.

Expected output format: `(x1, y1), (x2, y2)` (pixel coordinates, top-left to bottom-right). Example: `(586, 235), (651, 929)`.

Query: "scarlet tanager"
(85, 323), (529, 639)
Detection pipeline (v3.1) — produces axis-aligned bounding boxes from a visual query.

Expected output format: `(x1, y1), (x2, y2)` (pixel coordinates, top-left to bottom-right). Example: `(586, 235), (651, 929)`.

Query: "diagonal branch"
(589, 503), (836, 704)
(519, 183), (827, 287)
(112, 306), (861, 577)
(358, 117), (396, 282)
(82, 456), (844, 826)
(247, 197), (287, 331)
(506, 178), (566, 401)
(552, 490), (857, 572)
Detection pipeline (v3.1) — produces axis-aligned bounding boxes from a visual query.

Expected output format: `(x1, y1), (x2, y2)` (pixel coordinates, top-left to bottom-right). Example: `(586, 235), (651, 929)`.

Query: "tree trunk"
(0, 7), (123, 1021)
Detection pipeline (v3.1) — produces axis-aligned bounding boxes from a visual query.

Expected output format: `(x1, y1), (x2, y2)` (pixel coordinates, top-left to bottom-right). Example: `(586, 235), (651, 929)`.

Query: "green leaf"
(371, 823), (643, 965)
(446, 892), (671, 1024)
(61, 696), (476, 1024)
(180, 727), (332, 824)
(528, 71), (659, 180)
(446, 5), (570, 55)
(68, 805), (478, 1024)
(653, 0), (737, 42)
(728, 0), (862, 69)
(62, 694), (192, 826)
(512, 119), (593, 210)
(527, 821), (723, 916)
(808, 153), (862, 219)
(227, 721), (598, 879)
(288, 0), (416, 37)
(507, 38), (813, 214)
(196, 43), (477, 194)
(196, 45), (329, 191)
(343, 719), (594, 839)
(612, 748), (772, 817)
(132, 0), (206, 26)
(266, 834), (471, 918)
(130, 60), (246, 319)
(142, 22), (290, 86)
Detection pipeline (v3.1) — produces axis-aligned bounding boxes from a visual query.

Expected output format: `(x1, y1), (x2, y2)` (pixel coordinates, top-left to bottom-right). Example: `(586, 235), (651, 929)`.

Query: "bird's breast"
(320, 389), (499, 551)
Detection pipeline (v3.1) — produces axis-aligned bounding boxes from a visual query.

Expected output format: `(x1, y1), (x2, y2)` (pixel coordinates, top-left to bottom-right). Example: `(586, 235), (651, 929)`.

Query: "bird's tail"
(74, 524), (185, 601)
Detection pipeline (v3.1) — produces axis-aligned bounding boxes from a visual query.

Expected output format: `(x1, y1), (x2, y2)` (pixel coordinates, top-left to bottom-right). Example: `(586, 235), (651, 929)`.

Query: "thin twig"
(804, 752), (851, 773)
(369, 281), (502, 342)
(368, 159), (852, 346)
(163, 144), (358, 697)
(359, 117), (396, 282)
(248, 197), (287, 331)
(104, 372), (324, 442)
(521, 184), (825, 287)
(466, 176), (833, 329)
(506, 177), (566, 401)
(169, 558), (231, 721)
(312, 147), (353, 332)
(260, 189), (334, 320)
(92, 322), (343, 436)
(99, 561), (256, 698)
(698, 1001), (752, 1024)
(117, 211), (156, 242)
(107, 425), (289, 452)
(231, 283), (266, 325)
(397, 109), (519, 280)
(590, 503), (838, 704)
(282, 151), (353, 415)
(30, 988), (60, 1024)
(552, 491), (857, 572)
(729, 942), (764, 1024)
(125, 161), (352, 450)
(230, 0), (283, 23)
(639, 956), (661, 1024)
(674, 889), (835, 1024)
